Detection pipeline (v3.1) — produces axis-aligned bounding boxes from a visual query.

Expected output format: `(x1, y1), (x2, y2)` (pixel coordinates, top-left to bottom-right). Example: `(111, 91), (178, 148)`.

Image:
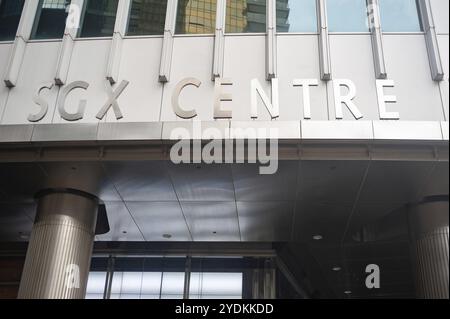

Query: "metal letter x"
(96, 80), (129, 120)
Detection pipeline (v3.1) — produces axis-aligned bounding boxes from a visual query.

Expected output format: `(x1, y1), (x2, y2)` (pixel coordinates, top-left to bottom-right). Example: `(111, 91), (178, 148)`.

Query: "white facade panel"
(438, 34), (449, 120)
(301, 121), (373, 140)
(53, 40), (112, 124)
(0, 44), (12, 122)
(277, 35), (328, 121)
(223, 35), (272, 121)
(1, 42), (61, 125)
(373, 121), (443, 140)
(430, 0), (450, 35)
(383, 34), (445, 121)
(329, 34), (380, 120)
(108, 38), (164, 123)
(160, 36), (216, 122)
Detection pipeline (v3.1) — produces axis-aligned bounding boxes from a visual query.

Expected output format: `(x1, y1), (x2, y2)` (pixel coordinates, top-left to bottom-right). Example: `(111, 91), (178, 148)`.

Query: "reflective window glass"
(79, 0), (119, 38)
(190, 273), (243, 299)
(327, 0), (369, 32)
(86, 270), (244, 299)
(127, 0), (168, 36)
(226, 0), (266, 33)
(379, 0), (423, 32)
(276, 0), (317, 33)
(31, 0), (69, 40)
(0, 0), (25, 41)
(175, 0), (217, 34)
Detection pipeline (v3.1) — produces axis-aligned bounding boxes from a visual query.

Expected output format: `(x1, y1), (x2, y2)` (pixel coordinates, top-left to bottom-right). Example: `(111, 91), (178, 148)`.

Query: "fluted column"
(409, 198), (449, 299)
(18, 190), (98, 299)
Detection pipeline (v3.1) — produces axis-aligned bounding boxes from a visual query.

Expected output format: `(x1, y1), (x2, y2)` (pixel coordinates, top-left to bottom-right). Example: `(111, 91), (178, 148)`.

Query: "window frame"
(174, 0), (219, 36)
(0, 0), (26, 42)
(224, 0), (268, 35)
(325, 0), (371, 34)
(378, 0), (424, 34)
(125, 0), (169, 37)
(77, 0), (120, 39)
(30, 0), (70, 41)
(275, 0), (319, 34)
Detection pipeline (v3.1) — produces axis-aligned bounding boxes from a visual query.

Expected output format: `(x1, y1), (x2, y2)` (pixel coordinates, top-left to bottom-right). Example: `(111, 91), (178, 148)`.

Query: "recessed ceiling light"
(332, 266), (342, 272)
(19, 232), (29, 240)
(344, 290), (352, 295)
(163, 234), (172, 239)
(313, 235), (323, 240)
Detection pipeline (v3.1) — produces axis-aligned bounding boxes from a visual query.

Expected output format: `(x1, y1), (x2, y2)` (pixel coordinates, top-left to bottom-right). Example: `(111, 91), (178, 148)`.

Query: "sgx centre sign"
(28, 77), (401, 123)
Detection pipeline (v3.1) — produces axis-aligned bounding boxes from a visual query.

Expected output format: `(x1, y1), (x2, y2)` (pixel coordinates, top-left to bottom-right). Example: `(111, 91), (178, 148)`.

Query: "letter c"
(172, 77), (200, 119)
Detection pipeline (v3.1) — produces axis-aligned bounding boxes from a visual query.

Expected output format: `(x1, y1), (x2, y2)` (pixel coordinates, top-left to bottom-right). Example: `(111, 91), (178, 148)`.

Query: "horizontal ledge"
(0, 121), (447, 144)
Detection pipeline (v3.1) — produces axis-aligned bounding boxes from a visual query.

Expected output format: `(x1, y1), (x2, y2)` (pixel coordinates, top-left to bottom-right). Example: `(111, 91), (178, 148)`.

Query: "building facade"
(0, 0), (448, 299)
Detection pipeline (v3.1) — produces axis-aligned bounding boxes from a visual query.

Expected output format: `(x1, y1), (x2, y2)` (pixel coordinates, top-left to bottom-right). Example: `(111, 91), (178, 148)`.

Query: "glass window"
(190, 273), (243, 299)
(379, 0), (422, 32)
(31, 0), (69, 40)
(327, 0), (369, 32)
(86, 270), (244, 299)
(175, 0), (217, 34)
(276, 0), (317, 33)
(127, 0), (168, 36)
(79, 0), (119, 38)
(0, 0), (25, 41)
(85, 271), (106, 299)
(226, 0), (266, 33)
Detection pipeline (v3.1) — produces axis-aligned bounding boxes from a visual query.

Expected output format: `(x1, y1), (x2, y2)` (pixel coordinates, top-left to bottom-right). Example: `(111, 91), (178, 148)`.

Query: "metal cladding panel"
(329, 34), (380, 120)
(0, 44), (12, 123)
(438, 34), (449, 119)
(277, 35), (329, 121)
(53, 40), (112, 124)
(430, 0), (450, 35)
(1, 42), (61, 124)
(96, 201), (144, 242)
(223, 35), (271, 121)
(383, 34), (445, 121)
(107, 38), (164, 123)
(160, 36), (216, 122)
(126, 201), (192, 241)
(180, 201), (240, 241)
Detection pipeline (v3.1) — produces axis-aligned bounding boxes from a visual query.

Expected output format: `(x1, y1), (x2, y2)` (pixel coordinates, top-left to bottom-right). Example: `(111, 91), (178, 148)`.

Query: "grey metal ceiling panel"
(232, 162), (298, 201)
(180, 201), (240, 241)
(292, 201), (353, 243)
(0, 163), (47, 202)
(0, 204), (34, 242)
(298, 160), (368, 204)
(237, 201), (294, 242)
(96, 202), (144, 242)
(420, 161), (449, 197)
(103, 161), (178, 201)
(126, 201), (192, 241)
(167, 163), (235, 201)
(358, 161), (436, 204)
(344, 202), (406, 240)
